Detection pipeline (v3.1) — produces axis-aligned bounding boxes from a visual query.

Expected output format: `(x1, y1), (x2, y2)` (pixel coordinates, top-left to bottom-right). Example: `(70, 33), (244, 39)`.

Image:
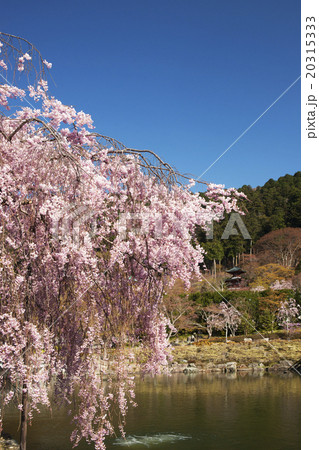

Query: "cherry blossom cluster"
(207, 302), (241, 339)
(276, 298), (300, 332)
(0, 36), (245, 449)
(270, 279), (293, 290)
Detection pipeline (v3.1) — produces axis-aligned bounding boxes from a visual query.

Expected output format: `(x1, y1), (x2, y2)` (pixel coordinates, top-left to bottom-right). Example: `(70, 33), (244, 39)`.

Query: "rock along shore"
(0, 435), (19, 450)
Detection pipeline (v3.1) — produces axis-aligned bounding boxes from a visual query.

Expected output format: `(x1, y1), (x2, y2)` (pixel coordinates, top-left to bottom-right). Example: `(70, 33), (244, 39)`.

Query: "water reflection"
(113, 433), (191, 447)
(3, 373), (300, 450)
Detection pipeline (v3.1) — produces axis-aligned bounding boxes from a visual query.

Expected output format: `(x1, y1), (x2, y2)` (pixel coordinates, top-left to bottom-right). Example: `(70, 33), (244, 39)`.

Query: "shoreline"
(169, 337), (301, 374)
(0, 338), (300, 449)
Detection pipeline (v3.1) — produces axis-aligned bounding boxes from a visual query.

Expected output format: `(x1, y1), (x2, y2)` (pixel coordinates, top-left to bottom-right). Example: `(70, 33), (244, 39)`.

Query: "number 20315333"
(306, 16), (316, 79)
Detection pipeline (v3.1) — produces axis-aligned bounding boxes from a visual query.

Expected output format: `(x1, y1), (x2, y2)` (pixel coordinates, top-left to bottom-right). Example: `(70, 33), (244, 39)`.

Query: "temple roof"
(226, 266), (246, 275)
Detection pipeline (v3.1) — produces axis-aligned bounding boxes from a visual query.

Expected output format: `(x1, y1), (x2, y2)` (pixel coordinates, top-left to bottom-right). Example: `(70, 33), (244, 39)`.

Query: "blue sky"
(1, 0), (300, 189)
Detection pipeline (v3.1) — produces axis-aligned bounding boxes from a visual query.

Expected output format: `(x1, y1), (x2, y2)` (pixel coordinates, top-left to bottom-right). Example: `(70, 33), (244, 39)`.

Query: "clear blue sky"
(1, 0), (300, 189)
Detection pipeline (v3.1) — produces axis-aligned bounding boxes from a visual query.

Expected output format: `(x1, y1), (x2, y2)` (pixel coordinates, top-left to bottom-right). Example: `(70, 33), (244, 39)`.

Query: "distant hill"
(197, 171), (301, 268)
(239, 171), (301, 243)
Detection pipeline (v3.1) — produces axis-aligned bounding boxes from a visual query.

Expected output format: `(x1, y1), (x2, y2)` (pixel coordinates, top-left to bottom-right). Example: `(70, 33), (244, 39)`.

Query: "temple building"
(225, 266), (246, 289)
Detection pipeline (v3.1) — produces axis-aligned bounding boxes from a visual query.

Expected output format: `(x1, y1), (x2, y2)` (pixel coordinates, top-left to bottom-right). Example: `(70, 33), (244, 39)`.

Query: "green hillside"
(197, 171), (301, 268)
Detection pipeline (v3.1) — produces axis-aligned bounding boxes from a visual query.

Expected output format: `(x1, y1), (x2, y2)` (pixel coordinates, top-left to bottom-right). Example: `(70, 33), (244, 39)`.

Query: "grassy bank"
(170, 336), (301, 370)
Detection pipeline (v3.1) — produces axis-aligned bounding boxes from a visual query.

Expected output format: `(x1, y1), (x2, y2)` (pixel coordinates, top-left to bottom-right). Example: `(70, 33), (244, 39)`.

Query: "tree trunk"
(20, 341), (29, 450)
(225, 325), (228, 343)
(20, 382), (28, 450)
(20, 282), (31, 450)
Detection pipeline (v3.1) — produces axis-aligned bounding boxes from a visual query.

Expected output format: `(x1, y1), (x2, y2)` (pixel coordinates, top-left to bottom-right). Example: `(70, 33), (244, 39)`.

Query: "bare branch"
(0, 33), (208, 189)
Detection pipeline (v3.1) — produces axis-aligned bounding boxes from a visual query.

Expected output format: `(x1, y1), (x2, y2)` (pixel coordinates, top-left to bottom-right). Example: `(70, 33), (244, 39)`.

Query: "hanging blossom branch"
(0, 32), (246, 450)
(0, 33), (238, 189)
(0, 32), (51, 84)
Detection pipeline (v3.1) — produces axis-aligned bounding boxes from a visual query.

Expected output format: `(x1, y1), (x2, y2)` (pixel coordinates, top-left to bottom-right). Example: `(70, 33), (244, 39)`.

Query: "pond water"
(3, 372), (300, 450)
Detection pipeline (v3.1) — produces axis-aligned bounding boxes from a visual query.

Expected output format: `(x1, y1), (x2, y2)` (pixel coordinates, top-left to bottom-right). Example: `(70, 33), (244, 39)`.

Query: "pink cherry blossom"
(43, 59), (52, 69)
(0, 33), (245, 449)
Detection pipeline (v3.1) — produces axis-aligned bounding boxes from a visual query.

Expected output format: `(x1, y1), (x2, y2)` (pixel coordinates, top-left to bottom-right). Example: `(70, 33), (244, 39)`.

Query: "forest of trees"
(161, 171), (302, 339)
(197, 171), (301, 269)
(239, 171), (301, 239)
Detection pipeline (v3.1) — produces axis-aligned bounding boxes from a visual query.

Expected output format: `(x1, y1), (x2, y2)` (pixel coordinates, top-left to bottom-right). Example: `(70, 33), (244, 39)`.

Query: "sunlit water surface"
(3, 372), (300, 449)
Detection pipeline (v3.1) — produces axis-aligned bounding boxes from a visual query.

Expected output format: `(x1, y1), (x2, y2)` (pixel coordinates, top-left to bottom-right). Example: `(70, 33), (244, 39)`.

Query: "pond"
(3, 372), (300, 450)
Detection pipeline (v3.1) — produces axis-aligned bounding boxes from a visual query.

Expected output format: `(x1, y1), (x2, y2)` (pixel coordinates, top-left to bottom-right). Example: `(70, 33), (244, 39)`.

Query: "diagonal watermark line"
(201, 274), (301, 376)
(196, 75), (301, 181)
